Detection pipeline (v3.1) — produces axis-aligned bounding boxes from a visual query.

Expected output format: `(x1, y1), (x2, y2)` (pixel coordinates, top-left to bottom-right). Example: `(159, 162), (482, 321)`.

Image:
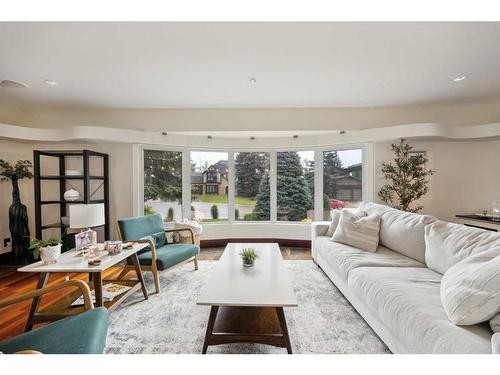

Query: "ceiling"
(1, 22), (500, 109)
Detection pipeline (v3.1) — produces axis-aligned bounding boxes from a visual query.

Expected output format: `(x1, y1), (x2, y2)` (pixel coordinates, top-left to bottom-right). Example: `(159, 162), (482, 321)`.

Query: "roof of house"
(212, 160), (228, 173)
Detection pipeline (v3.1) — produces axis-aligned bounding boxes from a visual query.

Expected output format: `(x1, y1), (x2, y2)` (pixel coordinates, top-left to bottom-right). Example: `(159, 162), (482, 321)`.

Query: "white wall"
(374, 139), (500, 222)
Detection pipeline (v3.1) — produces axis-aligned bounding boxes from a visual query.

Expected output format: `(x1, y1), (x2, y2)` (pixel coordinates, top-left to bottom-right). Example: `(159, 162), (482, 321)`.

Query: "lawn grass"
(197, 194), (256, 206)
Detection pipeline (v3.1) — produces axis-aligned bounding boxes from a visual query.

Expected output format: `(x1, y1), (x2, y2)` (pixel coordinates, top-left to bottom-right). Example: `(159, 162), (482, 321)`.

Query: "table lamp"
(69, 203), (105, 250)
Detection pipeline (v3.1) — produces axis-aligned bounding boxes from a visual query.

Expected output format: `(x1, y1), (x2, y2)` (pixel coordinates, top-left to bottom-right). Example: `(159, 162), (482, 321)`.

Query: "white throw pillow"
(326, 209), (364, 236)
(440, 248), (500, 325)
(425, 221), (500, 274)
(332, 210), (381, 252)
(326, 209), (342, 237)
(490, 313), (500, 332)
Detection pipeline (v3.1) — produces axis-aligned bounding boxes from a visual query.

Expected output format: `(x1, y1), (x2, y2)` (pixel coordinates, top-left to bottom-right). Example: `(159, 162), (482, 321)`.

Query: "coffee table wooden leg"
(130, 253), (148, 300)
(276, 307), (292, 354)
(202, 305), (219, 354)
(93, 272), (104, 307)
(25, 272), (49, 332)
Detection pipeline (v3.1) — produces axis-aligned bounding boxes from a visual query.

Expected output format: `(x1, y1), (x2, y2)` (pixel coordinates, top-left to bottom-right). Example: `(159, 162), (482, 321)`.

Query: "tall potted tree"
(0, 159), (33, 262)
(378, 139), (435, 213)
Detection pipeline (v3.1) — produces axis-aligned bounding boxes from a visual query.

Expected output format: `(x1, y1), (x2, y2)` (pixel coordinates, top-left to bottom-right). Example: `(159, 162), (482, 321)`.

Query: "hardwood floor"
(0, 247), (310, 341)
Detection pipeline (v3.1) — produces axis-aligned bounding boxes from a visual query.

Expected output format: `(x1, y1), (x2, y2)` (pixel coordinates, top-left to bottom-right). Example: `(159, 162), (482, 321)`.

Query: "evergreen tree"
(304, 159), (315, 197)
(323, 151), (343, 200)
(277, 152), (313, 221)
(235, 152), (269, 197)
(144, 150), (182, 202)
(252, 173), (270, 220)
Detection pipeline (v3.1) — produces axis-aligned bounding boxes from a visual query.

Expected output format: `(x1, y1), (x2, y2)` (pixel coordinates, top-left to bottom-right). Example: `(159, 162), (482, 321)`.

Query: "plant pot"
(242, 258), (255, 267)
(39, 244), (61, 264)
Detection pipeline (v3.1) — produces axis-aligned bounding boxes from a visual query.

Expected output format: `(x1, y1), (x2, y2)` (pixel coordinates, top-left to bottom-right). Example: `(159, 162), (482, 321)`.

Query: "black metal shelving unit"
(33, 150), (110, 243)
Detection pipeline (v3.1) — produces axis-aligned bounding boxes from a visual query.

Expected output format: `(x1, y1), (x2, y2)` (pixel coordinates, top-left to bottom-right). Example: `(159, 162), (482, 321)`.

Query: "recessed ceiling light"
(249, 77), (257, 84)
(44, 79), (58, 86)
(0, 79), (29, 90)
(453, 76), (466, 82)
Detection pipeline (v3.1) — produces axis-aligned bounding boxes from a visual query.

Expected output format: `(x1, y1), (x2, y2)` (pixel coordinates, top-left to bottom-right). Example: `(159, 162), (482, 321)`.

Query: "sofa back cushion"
(425, 221), (500, 274)
(359, 201), (436, 263)
(118, 214), (167, 247)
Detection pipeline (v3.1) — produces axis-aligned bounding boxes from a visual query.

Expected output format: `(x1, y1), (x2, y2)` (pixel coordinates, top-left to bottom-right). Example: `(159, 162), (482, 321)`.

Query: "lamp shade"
(69, 203), (105, 229)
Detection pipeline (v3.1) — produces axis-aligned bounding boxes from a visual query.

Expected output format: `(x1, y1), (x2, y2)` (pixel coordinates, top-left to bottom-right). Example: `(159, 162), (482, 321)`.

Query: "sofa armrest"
(311, 221), (331, 260)
(492, 333), (500, 354)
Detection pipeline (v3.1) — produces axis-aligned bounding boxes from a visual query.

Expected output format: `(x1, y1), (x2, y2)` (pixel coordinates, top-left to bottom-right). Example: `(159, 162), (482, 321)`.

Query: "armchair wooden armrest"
(166, 227), (195, 244)
(0, 279), (94, 311)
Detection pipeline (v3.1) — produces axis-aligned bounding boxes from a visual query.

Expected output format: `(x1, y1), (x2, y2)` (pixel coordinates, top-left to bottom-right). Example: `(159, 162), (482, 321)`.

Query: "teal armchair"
(0, 280), (108, 354)
(117, 214), (199, 293)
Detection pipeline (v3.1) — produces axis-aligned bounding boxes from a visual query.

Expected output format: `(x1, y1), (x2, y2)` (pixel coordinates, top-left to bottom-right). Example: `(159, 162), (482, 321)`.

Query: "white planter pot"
(39, 244), (62, 264)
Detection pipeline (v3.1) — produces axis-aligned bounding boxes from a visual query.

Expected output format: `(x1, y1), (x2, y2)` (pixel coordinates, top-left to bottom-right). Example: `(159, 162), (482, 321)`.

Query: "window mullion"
(182, 150), (191, 220)
(270, 151), (277, 222)
(314, 149), (323, 221)
(228, 151), (235, 222)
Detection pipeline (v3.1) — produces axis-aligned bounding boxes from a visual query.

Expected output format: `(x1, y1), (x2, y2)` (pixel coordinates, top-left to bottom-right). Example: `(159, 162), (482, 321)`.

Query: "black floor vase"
(9, 177), (30, 262)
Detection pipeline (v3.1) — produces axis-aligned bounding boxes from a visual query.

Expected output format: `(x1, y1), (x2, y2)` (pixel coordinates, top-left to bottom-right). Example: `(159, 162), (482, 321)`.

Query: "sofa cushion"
(425, 221), (500, 274)
(332, 210), (380, 252)
(315, 236), (424, 281)
(347, 267), (492, 353)
(118, 214), (167, 246)
(440, 248), (500, 325)
(359, 201), (436, 263)
(0, 307), (108, 354)
(136, 243), (199, 271)
(490, 313), (500, 332)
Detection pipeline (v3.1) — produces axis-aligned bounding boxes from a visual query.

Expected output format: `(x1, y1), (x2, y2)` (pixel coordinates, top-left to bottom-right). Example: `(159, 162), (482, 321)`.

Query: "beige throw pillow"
(440, 248), (500, 325)
(332, 210), (381, 252)
(326, 209), (342, 237)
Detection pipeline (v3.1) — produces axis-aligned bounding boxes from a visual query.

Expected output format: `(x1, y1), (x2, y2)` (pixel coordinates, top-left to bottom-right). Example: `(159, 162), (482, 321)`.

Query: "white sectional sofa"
(311, 201), (498, 354)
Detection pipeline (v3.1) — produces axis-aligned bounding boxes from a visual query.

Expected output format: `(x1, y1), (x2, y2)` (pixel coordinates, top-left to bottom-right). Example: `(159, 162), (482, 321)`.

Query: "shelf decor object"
(33, 150), (110, 249)
(0, 159), (33, 262)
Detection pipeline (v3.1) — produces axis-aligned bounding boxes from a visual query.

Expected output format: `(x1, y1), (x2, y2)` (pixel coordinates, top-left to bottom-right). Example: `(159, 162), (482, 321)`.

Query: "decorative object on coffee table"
(28, 237), (62, 264)
(239, 248), (258, 267)
(378, 138), (435, 213)
(0, 159), (33, 262)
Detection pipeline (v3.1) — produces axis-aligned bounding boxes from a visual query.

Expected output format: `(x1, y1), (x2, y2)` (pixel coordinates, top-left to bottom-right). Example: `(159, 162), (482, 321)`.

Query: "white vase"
(64, 189), (80, 201)
(39, 243), (61, 264)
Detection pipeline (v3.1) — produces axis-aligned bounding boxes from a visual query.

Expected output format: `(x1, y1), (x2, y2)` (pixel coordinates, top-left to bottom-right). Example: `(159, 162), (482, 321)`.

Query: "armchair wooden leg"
(153, 268), (161, 294)
(194, 255), (199, 270)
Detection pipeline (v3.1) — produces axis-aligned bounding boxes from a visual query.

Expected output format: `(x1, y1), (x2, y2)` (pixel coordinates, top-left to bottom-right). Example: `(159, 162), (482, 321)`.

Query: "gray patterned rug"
(105, 260), (390, 354)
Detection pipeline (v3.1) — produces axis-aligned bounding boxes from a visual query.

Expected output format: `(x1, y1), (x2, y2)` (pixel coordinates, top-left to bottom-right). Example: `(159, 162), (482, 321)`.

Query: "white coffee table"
(197, 243), (297, 353)
(18, 243), (149, 331)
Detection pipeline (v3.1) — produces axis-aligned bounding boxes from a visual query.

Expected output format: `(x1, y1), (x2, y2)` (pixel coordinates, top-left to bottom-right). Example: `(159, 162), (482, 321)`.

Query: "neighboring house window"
(207, 172), (217, 182)
(323, 149), (363, 220)
(143, 149), (182, 220)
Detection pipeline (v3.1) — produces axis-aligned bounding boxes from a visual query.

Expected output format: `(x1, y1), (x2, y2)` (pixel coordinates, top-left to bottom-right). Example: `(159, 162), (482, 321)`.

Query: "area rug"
(105, 260), (390, 354)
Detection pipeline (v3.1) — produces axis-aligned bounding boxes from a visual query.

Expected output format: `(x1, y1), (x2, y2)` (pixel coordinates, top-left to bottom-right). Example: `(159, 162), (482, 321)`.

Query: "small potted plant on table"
(239, 248), (258, 267)
(29, 237), (62, 264)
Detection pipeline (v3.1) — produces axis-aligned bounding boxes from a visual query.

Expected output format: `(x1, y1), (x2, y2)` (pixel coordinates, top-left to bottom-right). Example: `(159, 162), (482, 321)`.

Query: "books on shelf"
(70, 283), (132, 306)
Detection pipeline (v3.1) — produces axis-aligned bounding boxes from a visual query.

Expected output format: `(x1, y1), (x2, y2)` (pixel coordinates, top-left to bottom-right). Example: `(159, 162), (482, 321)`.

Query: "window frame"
(135, 143), (373, 225)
